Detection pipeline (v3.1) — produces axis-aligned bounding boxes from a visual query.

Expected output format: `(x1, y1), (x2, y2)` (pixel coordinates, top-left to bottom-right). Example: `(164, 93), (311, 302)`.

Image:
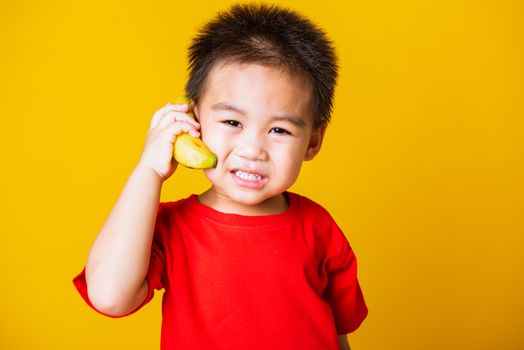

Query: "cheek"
(203, 167), (220, 182)
(273, 141), (308, 163)
(201, 126), (227, 156)
(273, 146), (304, 177)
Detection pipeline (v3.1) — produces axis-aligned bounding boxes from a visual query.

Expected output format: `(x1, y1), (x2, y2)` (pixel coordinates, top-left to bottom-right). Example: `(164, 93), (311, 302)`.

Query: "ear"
(304, 125), (327, 161)
(191, 100), (200, 121)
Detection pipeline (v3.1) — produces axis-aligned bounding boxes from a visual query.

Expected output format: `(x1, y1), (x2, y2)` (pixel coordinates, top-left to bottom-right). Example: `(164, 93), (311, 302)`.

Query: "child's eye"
(270, 127), (291, 135)
(223, 120), (242, 128)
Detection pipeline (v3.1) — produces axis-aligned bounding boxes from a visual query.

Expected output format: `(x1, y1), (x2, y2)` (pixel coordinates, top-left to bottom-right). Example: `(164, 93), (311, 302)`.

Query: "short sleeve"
(324, 229), (368, 334)
(72, 204), (169, 318)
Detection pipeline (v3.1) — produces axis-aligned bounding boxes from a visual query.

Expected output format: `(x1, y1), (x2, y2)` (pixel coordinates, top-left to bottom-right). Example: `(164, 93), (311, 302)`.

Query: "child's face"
(193, 62), (325, 213)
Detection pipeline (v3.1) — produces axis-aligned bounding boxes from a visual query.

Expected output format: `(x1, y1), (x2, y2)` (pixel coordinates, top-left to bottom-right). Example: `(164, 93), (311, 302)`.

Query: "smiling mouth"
(232, 169), (264, 181)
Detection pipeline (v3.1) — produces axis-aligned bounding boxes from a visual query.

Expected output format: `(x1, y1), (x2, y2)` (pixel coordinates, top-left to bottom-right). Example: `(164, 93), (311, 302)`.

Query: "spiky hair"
(185, 3), (338, 127)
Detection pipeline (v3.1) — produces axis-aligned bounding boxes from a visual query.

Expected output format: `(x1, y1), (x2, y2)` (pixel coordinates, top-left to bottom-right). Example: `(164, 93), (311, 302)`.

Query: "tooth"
(236, 170), (261, 181)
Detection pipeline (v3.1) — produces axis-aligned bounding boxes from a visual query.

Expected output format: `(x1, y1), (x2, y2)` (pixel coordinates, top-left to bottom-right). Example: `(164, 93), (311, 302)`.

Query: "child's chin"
(223, 190), (268, 206)
(232, 191), (285, 208)
(231, 194), (268, 206)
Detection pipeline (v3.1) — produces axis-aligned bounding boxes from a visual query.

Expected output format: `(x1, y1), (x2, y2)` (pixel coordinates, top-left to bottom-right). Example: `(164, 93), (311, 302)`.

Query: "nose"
(234, 132), (269, 162)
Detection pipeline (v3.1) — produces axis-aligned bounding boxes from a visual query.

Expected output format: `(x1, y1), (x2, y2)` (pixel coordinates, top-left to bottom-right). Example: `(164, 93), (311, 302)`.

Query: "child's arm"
(338, 335), (351, 350)
(84, 102), (200, 317)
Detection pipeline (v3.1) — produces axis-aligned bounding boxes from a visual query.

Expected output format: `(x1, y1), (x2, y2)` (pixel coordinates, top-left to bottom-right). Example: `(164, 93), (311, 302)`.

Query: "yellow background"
(1, 0), (522, 349)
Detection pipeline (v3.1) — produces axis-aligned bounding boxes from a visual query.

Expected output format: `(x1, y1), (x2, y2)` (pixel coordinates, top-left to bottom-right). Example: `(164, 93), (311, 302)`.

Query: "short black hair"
(185, 3), (338, 128)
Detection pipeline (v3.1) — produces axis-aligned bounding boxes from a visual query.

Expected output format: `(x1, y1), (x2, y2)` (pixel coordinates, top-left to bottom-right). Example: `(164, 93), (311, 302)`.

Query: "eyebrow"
(271, 115), (307, 127)
(210, 102), (307, 127)
(210, 102), (245, 115)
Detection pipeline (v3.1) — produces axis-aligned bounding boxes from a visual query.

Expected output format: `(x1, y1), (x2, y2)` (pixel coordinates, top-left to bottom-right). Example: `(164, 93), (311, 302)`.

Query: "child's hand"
(137, 102), (201, 181)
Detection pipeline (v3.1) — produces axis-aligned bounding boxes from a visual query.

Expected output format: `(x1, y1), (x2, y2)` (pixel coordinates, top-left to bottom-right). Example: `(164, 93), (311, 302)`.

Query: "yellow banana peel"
(172, 96), (217, 169)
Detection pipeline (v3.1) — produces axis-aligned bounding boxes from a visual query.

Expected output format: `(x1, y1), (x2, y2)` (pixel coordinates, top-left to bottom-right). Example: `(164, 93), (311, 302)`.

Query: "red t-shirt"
(73, 192), (367, 349)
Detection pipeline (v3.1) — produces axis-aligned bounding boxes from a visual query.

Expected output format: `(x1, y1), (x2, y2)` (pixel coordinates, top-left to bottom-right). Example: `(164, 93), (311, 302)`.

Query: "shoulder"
(289, 192), (352, 257)
(288, 192), (336, 224)
(158, 194), (196, 212)
(158, 195), (192, 211)
(156, 194), (197, 228)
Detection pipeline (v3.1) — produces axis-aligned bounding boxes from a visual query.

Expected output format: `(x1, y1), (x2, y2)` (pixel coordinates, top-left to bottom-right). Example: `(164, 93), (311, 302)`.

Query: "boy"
(73, 3), (367, 349)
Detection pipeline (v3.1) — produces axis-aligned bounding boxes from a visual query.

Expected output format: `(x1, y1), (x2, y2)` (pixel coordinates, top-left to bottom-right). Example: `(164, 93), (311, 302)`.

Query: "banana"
(174, 133), (217, 169)
(172, 96), (217, 169)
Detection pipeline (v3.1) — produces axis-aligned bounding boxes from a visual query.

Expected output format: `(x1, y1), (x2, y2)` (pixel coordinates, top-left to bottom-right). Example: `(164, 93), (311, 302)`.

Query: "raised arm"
(84, 102), (199, 316)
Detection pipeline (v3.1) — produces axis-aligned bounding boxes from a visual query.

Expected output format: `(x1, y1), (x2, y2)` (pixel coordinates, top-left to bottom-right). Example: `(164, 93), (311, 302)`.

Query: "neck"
(197, 189), (289, 216)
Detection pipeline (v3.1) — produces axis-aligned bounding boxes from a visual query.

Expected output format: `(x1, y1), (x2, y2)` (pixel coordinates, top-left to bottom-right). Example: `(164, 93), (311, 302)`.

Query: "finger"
(157, 110), (200, 130)
(163, 122), (201, 141)
(163, 110), (201, 129)
(150, 103), (189, 130)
